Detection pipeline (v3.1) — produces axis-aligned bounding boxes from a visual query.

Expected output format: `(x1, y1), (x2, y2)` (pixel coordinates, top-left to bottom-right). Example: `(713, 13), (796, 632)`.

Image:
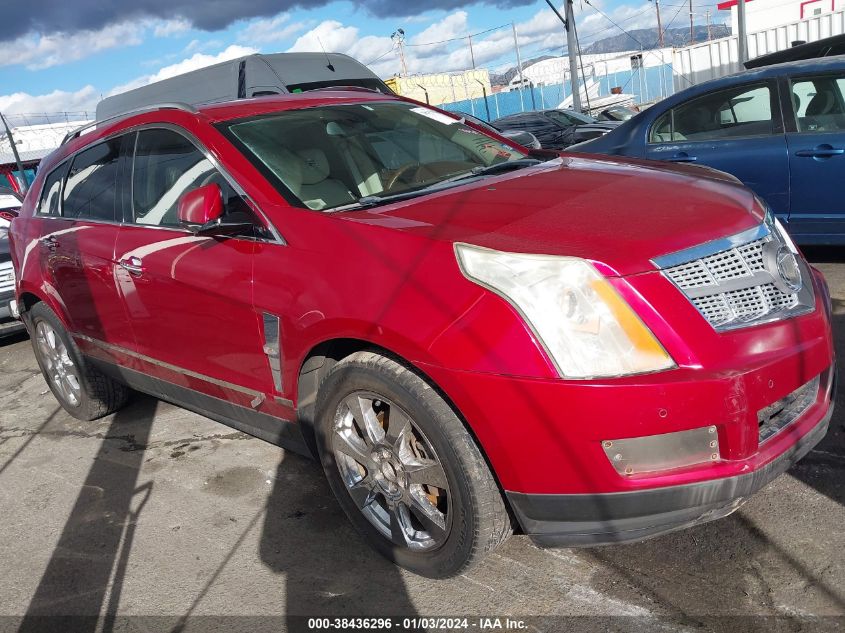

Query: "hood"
(341, 155), (763, 277)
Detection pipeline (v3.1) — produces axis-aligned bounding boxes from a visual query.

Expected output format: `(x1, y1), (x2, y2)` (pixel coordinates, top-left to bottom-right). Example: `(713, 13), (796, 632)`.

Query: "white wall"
(673, 8), (845, 89)
(723, 0), (844, 34)
(511, 49), (673, 88)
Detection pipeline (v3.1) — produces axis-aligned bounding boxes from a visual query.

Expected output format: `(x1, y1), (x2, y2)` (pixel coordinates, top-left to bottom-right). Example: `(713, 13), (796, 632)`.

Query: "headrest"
(298, 149), (331, 185)
(237, 133), (302, 194)
(807, 91), (835, 117)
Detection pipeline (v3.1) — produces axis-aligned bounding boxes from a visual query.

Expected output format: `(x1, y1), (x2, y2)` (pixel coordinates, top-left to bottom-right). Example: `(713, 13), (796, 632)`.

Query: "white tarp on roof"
(0, 120), (91, 168)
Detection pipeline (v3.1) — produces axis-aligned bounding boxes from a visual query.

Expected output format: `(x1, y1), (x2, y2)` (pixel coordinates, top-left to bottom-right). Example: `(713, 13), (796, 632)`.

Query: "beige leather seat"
(296, 148), (355, 210)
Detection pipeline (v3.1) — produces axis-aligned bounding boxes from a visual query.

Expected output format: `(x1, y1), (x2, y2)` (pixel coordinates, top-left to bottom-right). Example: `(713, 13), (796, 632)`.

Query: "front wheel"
(315, 351), (511, 578)
(29, 302), (130, 420)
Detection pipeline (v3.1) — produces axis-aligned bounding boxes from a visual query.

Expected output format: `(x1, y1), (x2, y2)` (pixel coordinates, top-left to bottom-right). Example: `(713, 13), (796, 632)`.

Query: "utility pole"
(689, 0), (695, 44)
(654, 0), (665, 47)
(468, 34), (476, 69)
(563, 0), (583, 112)
(391, 29), (408, 76)
(0, 112), (27, 194)
(542, 0), (582, 112)
(511, 23), (526, 110)
(737, 0), (748, 63)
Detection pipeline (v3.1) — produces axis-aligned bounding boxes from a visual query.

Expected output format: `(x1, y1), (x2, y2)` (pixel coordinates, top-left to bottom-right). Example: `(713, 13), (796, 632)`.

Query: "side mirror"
(178, 184), (252, 237)
(178, 184), (224, 226)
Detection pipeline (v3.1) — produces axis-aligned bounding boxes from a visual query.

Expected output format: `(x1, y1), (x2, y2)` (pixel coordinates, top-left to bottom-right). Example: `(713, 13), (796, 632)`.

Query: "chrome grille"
(654, 219), (815, 331)
(0, 260), (14, 294)
(758, 375), (820, 444)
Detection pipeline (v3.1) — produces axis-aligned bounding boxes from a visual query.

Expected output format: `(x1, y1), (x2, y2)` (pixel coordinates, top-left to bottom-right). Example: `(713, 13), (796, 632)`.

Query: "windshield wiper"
(344, 158), (543, 210)
(466, 158), (542, 177)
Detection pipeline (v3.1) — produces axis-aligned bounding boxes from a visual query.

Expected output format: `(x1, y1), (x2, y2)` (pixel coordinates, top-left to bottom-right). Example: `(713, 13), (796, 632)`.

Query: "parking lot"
(0, 250), (842, 632)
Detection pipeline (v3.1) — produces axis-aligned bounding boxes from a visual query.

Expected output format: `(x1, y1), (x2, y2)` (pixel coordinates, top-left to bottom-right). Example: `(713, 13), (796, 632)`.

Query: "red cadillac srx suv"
(9, 92), (835, 578)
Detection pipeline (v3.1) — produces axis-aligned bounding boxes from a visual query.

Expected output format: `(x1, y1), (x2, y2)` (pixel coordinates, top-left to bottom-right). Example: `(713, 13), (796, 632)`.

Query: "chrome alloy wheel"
(35, 321), (81, 407)
(332, 392), (450, 551)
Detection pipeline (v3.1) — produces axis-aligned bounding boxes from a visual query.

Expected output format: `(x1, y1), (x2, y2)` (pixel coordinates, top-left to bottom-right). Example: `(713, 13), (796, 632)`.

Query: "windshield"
(546, 110), (596, 126)
(220, 102), (528, 211)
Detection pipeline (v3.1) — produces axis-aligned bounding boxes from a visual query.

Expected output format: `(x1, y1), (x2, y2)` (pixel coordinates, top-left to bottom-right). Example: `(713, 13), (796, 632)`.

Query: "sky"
(0, 0), (727, 122)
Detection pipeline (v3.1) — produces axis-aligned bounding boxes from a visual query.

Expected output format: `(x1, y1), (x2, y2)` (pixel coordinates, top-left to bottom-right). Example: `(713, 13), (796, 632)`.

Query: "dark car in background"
(570, 57), (845, 245)
(597, 105), (638, 121)
(457, 112), (542, 149)
(493, 109), (619, 150)
(0, 187), (24, 337)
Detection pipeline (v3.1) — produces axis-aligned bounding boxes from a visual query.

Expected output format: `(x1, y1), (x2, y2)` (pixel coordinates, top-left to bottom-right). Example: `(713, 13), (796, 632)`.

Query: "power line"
(363, 44), (397, 66)
(404, 23), (511, 48)
(583, 0), (697, 86)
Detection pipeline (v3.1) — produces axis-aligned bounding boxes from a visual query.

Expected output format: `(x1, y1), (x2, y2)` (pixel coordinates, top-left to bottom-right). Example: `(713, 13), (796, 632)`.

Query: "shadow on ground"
(259, 454), (420, 632)
(17, 395), (158, 633)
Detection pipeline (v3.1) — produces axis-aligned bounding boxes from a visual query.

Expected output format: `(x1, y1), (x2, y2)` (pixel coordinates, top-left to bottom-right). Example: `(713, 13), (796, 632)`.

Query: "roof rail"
(61, 102), (199, 146)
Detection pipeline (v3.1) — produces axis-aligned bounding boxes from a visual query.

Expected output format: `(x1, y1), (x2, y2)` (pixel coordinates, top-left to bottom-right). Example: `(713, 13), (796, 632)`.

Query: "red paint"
(177, 183), (223, 225)
(716, 0), (756, 10)
(10, 92), (835, 501)
(800, 0), (822, 19)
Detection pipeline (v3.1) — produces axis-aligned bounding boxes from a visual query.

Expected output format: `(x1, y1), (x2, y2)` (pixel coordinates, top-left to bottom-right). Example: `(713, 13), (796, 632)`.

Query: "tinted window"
(285, 78), (390, 94)
(132, 128), (255, 228)
(63, 139), (121, 221)
(37, 166), (65, 216)
(546, 110), (594, 126)
(650, 84), (774, 143)
(790, 74), (845, 133)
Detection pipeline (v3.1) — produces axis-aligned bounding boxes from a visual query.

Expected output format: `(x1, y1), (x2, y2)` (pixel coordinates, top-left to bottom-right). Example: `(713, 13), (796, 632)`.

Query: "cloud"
(108, 44), (258, 97)
(0, 0), (536, 43)
(153, 18), (191, 38)
(0, 21), (144, 70)
(0, 86), (100, 117)
(240, 15), (311, 45)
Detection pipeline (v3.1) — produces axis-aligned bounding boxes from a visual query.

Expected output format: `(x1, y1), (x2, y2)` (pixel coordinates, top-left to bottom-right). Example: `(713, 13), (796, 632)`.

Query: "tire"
(28, 302), (130, 421)
(315, 351), (511, 578)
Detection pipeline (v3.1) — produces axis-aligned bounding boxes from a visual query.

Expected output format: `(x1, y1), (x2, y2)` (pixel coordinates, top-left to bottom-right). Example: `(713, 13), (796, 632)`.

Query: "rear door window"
(63, 138), (122, 221)
(790, 74), (845, 133)
(37, 165), (66, 216)
(650, 83), (775, 143)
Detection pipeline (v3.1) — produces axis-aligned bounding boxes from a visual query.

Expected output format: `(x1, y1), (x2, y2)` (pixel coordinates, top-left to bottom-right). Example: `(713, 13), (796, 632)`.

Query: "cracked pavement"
(0, 251), (843, 631)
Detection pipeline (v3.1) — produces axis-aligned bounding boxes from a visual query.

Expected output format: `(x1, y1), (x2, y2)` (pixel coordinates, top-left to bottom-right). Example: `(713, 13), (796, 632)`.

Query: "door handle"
(40, 236), (59, 250)
(668, 152), (698, 163)
(795, 145), (845, 158)
(118, 256), (143, 276)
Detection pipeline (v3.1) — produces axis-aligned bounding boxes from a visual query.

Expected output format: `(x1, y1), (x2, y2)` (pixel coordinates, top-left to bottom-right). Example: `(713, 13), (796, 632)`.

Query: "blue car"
(571, 57), (845, 244)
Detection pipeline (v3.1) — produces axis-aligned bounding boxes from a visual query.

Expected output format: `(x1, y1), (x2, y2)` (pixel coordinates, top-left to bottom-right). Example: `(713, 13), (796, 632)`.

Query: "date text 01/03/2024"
(305, 617), (528, 630)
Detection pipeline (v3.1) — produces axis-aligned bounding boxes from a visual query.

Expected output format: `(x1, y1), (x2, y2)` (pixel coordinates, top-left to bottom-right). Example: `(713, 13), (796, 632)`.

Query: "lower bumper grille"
(757, 375), (820, 444)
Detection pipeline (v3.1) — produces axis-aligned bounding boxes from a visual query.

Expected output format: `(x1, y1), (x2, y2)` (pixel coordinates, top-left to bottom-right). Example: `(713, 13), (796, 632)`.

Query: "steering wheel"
(384, 163), (419, 190)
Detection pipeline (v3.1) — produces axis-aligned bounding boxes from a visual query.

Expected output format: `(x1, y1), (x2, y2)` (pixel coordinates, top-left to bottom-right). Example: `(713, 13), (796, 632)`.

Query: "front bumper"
(507, 398), (832, 546)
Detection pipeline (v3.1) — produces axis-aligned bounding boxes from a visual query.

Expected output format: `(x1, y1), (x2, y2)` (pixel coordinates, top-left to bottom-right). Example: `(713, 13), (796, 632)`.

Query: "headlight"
(761, 203), (798, 254)
(455, 243), (675, 379)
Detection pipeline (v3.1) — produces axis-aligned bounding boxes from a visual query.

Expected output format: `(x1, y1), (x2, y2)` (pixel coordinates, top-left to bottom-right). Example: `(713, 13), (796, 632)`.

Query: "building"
(384, 69), (492, 106)
(718, 0), (843, 33)
(0, 119), (91, 192)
